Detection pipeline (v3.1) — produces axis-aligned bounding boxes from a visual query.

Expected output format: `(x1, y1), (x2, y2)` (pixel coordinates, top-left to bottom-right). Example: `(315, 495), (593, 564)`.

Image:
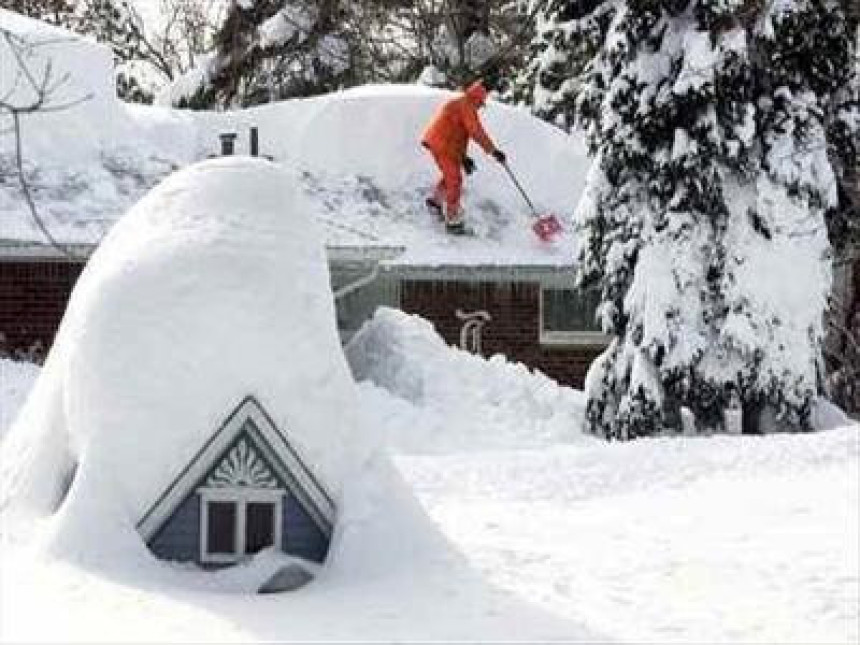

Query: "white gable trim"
(137, 396), (335, 542)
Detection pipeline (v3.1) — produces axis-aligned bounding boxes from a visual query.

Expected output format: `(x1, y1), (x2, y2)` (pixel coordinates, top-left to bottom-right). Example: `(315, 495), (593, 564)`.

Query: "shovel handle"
(502, 162), (538, 216)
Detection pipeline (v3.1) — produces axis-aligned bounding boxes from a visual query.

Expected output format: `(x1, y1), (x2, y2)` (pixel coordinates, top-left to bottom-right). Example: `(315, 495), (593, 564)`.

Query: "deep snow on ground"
(4, 312), (857, 643)
(0, 159), (598, 643)
(1, 158), (369, 535)
(1, 11), (857, 644)
(397, 433), (858, 644)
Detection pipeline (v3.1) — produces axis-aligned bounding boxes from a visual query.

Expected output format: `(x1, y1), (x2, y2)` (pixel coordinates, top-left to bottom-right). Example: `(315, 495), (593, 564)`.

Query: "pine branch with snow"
(556, 0), (857, 438)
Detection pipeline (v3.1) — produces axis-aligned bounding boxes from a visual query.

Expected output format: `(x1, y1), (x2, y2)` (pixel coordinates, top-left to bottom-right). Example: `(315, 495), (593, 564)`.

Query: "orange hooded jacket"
(421, 82), (498, 161)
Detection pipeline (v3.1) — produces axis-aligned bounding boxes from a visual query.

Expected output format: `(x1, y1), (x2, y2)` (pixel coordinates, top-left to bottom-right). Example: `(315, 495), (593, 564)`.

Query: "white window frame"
(199, 487), (284, 564)
(538, 287), (611, 347)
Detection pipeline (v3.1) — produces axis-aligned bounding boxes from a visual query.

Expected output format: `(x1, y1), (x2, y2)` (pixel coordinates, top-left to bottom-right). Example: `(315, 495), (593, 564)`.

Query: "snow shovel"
(501, 162), (563, 242)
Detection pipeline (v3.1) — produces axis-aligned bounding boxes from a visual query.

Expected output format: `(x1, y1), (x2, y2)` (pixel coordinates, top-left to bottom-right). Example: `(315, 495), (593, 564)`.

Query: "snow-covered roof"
(1, 157), (373, 536)
(1, 30), (591, 267)
(0, 9), (120, 165)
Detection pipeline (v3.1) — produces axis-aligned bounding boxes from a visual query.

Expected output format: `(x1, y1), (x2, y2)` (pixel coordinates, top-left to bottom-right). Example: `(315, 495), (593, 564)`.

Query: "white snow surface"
(346, 307), (588, 453)
(0, 358), (40, 438)
(0, 14), (589, 265)
(1, 157), (370, 532)
(2, 311), (859, 642)
(0, 158), (596, 642)
(0, 9), (120, 166)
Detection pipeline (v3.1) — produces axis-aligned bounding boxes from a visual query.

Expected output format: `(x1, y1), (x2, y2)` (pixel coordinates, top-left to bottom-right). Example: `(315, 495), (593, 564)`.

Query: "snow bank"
(0, 158), (594, 641)
(346, 307), (589, 453)
(1, 157), (373, 556)
(2, 301), (856, 641)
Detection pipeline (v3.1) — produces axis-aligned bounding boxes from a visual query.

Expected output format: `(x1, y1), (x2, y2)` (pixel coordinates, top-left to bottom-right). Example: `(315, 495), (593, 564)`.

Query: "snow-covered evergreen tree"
(510, 0), (615, 129)
(173, 0), (354, 108)
(554, 0), (858, 438)
(75, 0), (159, 102)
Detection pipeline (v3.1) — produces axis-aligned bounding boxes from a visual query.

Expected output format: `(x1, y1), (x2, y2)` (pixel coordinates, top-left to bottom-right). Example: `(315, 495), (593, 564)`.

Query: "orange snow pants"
(426, 146), (462, 222)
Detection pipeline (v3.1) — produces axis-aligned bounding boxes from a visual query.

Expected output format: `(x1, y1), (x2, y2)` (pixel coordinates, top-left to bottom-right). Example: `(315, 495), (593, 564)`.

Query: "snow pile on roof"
(168, 84), (590, 265)
(1, 17), (591, 265)
(1, 157), (373, 552)
(0, 10), (118, 164)
(346, 307), (589, 453)
(0, 10), (195, 246)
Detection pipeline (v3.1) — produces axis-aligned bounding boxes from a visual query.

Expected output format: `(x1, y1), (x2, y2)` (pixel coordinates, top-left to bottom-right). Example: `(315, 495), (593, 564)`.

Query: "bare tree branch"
(0, 26), (91, 259)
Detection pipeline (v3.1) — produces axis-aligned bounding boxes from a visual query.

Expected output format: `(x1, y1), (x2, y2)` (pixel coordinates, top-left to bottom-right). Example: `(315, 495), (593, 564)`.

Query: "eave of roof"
(0, 241), (576, 277)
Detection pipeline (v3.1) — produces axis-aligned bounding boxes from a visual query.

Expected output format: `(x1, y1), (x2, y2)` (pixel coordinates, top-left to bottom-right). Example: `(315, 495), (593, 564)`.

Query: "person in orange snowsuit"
(421, 81), (507, 234)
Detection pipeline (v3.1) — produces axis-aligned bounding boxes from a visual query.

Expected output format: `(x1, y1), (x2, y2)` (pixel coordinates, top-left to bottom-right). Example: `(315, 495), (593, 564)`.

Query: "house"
(0, 161), (608, 386)
(1, 10), (604, 385)
(2, 224), (607, 388)
(139, 395), (334, 566)
(330, 247), (608, 387)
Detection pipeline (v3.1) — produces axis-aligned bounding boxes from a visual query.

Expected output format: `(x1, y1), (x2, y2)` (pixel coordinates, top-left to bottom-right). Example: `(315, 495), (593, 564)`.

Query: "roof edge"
(136, 395), (335, 543)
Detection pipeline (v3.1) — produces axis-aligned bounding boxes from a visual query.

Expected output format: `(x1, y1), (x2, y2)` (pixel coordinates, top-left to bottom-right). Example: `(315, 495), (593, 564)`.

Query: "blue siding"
(149, 494), (200, 562)
(282, 493), (329, 563)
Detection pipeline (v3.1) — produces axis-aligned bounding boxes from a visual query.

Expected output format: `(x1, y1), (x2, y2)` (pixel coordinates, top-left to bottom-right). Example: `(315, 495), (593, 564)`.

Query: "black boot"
(445, 220), (468, 235)
(425, 198), (443, 221)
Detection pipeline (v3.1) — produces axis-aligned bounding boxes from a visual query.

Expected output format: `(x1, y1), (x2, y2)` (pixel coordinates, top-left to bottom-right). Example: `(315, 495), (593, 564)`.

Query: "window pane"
(246, 502), (275, 554)
(542, 289), (602, 332)
(207, 502), (236, 554)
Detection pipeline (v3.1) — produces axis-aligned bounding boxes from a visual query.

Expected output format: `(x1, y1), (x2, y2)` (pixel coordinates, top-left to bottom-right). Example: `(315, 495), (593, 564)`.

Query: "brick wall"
(0, 262), (603, 388)
(400, 280), (603, 388)
(0, 260), (85, 360)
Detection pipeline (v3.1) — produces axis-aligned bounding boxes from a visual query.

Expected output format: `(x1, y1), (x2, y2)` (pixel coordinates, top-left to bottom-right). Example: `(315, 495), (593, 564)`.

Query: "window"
(199, 488), (284, 564)
(246, 502), (276, 554)
(206, 502), (237, 554)
(539, 288), (610, 346)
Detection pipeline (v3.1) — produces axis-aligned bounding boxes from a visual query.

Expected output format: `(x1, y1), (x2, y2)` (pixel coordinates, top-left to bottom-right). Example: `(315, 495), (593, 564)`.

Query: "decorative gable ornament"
(137, 396), (335, 567)
(206, 439), (280, 489)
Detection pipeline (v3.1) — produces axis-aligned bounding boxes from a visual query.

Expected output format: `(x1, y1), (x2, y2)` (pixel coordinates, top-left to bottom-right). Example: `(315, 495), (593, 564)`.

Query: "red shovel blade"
(532, 213), (563, 242)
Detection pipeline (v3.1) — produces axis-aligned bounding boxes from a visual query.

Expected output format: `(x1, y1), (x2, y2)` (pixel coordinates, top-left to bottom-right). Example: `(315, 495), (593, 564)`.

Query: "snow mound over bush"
(346, 307), (590, 453)
(0, 156), (374, 559)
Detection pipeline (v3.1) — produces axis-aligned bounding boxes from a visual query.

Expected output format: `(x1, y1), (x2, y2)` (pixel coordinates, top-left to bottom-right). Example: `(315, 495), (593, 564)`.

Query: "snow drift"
(346, 307), (590, 453)
(1, 156), (373, 558)
(0, 157), (594, 641)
